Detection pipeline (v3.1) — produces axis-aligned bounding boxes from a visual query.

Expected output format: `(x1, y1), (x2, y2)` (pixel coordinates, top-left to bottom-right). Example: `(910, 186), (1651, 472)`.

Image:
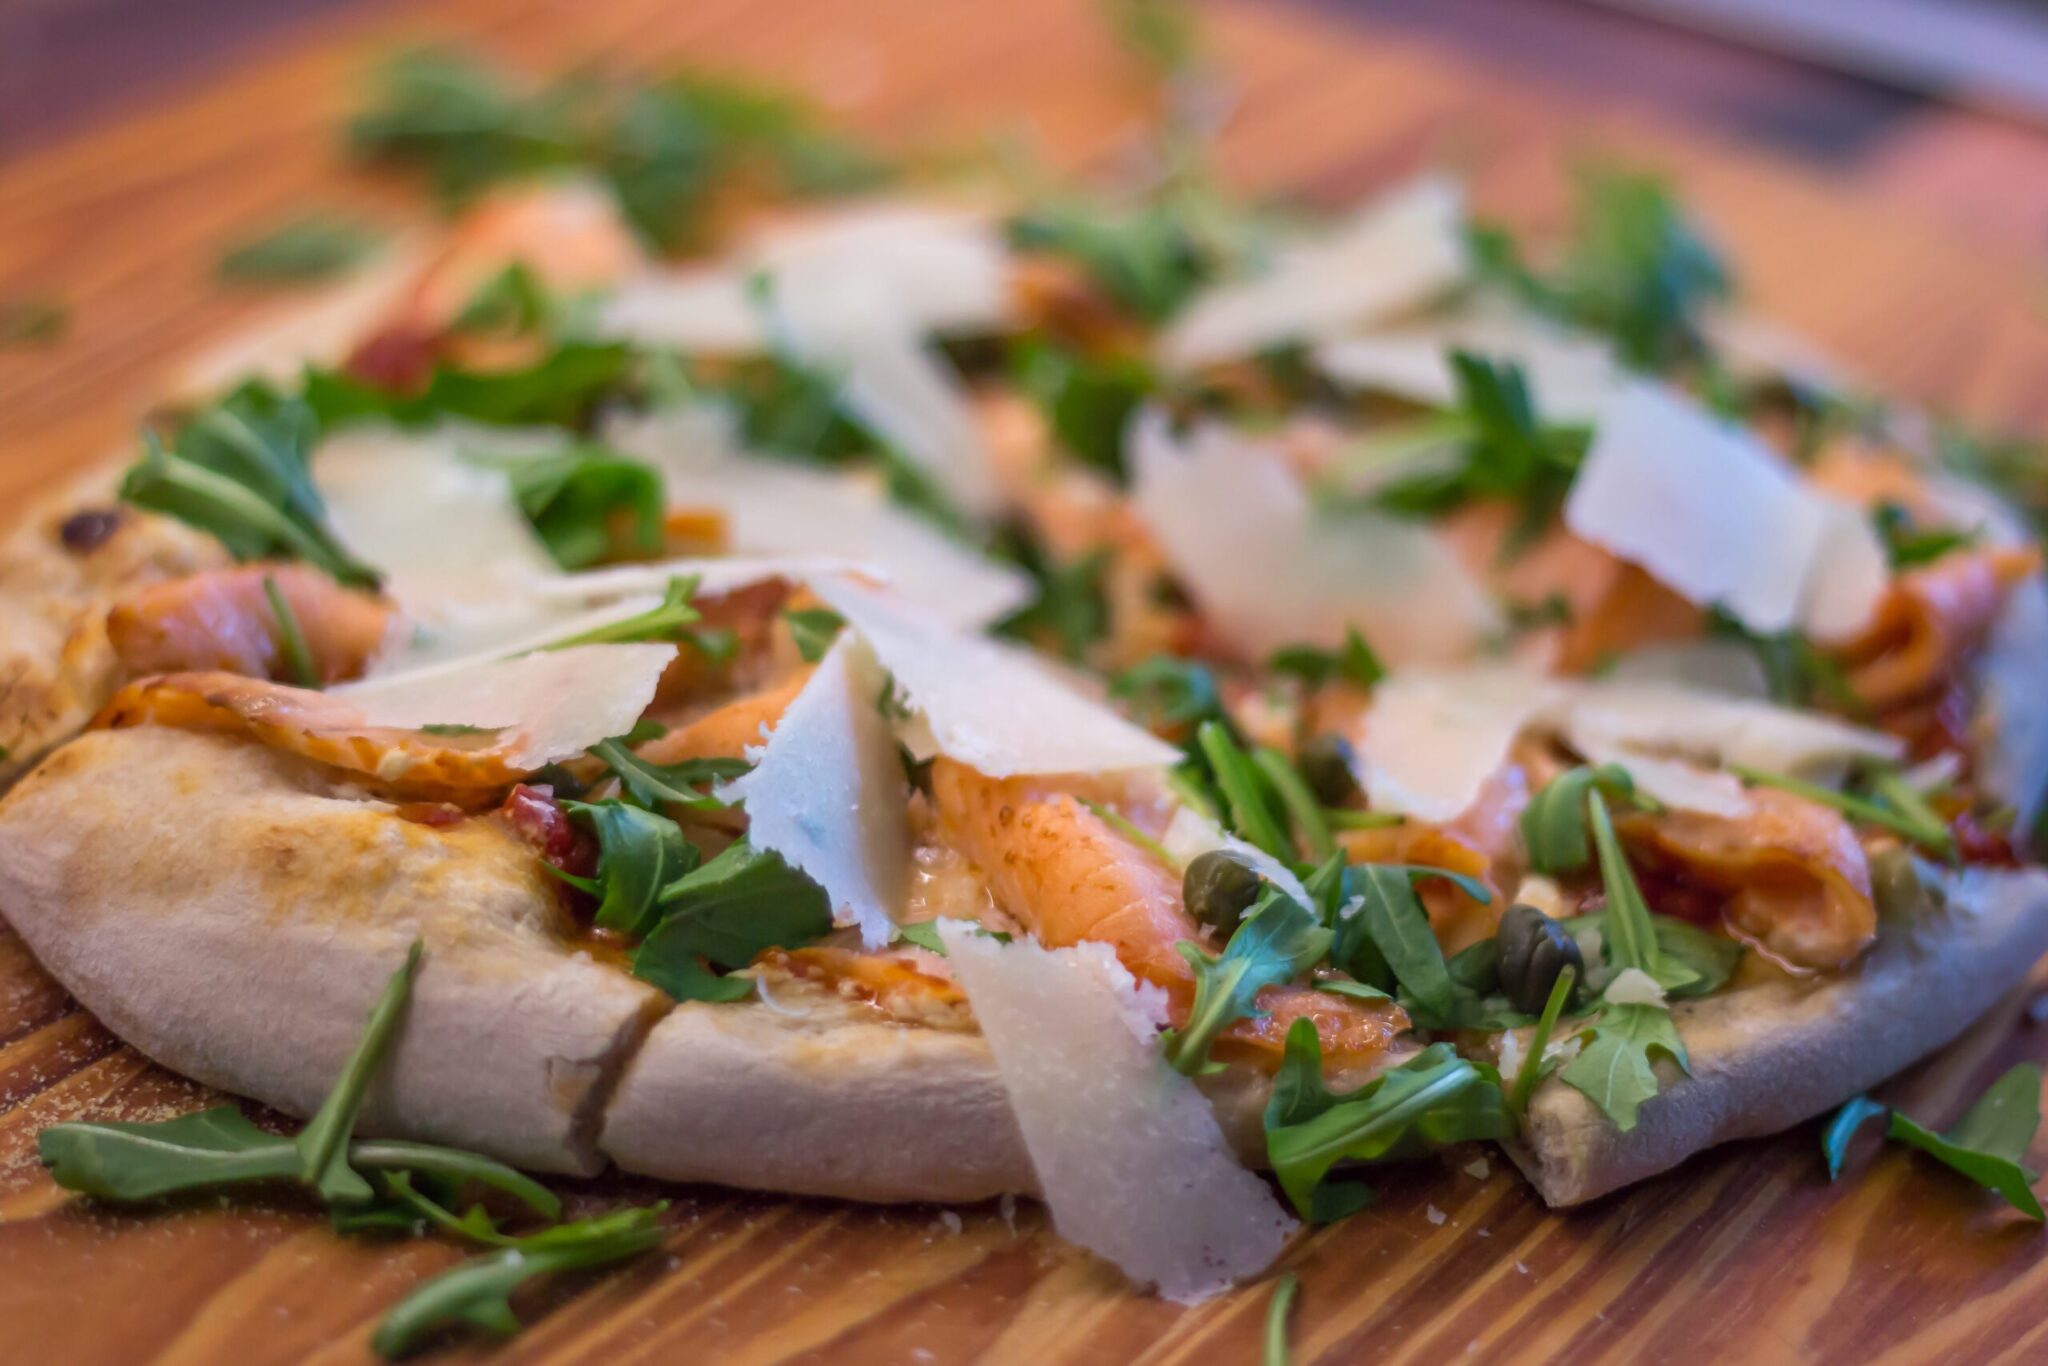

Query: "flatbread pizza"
(7, 57), (2048, 1342)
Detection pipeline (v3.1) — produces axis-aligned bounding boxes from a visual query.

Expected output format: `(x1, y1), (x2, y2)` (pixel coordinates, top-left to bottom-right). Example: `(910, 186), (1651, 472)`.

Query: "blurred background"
(5, 0), (2048, 266)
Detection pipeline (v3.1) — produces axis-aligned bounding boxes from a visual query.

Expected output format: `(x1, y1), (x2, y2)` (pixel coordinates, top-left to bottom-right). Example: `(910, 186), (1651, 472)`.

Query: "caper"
(1496, 902), (1584, 1016)
(1183, 850), (1264, 938)
(1297, 733), (1359, 805)
(1870, 845), (1929, 927)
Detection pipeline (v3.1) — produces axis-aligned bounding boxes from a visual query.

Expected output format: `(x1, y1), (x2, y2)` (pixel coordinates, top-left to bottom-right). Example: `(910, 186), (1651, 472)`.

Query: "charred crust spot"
(57, 508), (124, 554)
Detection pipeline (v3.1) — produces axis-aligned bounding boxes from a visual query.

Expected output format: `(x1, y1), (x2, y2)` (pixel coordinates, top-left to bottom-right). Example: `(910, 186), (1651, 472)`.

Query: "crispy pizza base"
(3, 725), (2046, 1207)
(1506, 866), (2048, 1206)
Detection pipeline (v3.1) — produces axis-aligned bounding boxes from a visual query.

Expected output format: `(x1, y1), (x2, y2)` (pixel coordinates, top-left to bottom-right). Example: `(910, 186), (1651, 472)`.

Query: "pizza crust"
(1505, 867), (2048, 1206)
(0, 727), (667, 1174)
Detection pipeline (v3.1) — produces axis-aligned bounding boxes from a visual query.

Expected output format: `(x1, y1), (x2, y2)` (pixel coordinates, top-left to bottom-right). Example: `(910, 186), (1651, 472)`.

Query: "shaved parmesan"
(936, 925), (1296, 1301)
(593, 267), (763, 353)
(608, 408), (1032, 627)
(1129, 410), (1498, 665)
(1315, 307), (1621, 422)
(1568, 736), (1751, 818)
(718, 635), (908, 948)
(1160, 806), (1312, 910)
(371, 592), (663, 678)
(1602, 968), (1668, 1008)
(815, 578), (1180, 776)
(332, 644), (672, 767)
(1600, 641), (1769, 699)
(1564, 384), (1884, 640)
(1562, 680), (1903, 775)
(1352, 668), (1562, 820)
(1161, 175), (1466, 369)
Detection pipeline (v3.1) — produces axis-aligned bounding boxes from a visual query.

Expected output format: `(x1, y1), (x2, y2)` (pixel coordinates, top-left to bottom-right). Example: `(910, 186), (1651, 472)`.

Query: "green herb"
(632, 839), (833, 1000)
(1267, 628), (1385, 690)
(1872, 500), (1977, 571)
(1264, 1031), (1512, 1221)
(1163, 889), (1331, 1076)
(1109, 655), (1226, 730)
(1322, 808), (1403, 831)
(544, 576), (702, 650)
(1079, 797), (1175, 867)
(1253, 747), (1335, 862)
(997, 545), (1111, 661)
(587, 734), (745, 810)
(1521, 765), (1643, 875)
(119, 383), (379, 587)
(296, 941), (422, 1201)
(452, 262), (554, 335)
(1509, 965), (1576, 1116)
(371, 1206), (668, 1357)
(0, 295), (67, 346)
(1342, 863), (1453, 1022)
(784, 607), (845, 663)
(891, 922), (947, 955)
(263, 574), (322, 689)
(1007, 197), (1214, 324)
(1821, 1094), (1888, 1180)
(564, 800), (701, 936)
(1010, 339), (1153, 483)
(304, 340), (633, 431)
(1262, 1271), (1300, 1366)
(419, 723), (500, 737)
(1195, 720), (1293, 861)
(1708, 613), (1870, 718)
(217, 215), (383, 284)
(1556, 165), (1729, 370)
(1887, 1063), (2044, 1218)
(1104, 0), (1203, 83)
(1730, 763), (1953, 857)
(493, 444), (665, 570)
(1555, 911), (1740, 1000)
(1313, 979), (1392, 1002)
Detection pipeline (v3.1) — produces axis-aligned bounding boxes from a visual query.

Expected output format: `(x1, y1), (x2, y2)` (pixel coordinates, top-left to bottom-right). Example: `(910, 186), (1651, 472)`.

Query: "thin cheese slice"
(814, 577), (1181, 776)
(717, 634), (909, 948)
(1315, 307), (1622, 422)
(608, 408), (1033, 627)
(1564, 383), (1885, 640)
(592, 266), (763, 353)
(1562, 680), (1903, 775)
(936, 924), (1297, 1302)
(1130, 409), (1499, 664)
(1160, 175), (1467, 369)
(332, 643), (673, 768)
(1352, 667), (1563, 821)
(1160, 806), (1312, 910)
(1568, 736), (1751, 819)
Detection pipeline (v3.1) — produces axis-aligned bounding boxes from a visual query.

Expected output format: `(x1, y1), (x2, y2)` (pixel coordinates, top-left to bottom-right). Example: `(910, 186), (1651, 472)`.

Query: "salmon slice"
(105, 564), (392, 684)
(1619, 787), (1876, 971)
(638, 667), (815, 766)
(1834, 546), (2039, 710)
(931, 758), (1407, 1070)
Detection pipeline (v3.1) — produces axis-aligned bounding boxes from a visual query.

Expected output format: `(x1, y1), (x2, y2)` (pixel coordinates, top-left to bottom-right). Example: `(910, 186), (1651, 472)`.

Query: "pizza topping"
(1494, 903), (1585, 1016)
(1180, 849), (1263, 938)
(106, 563), (392, 684)
(936, 924), (1300, 1302)
(57, 507), (124, 554)
(1822, 1064), (2046, 1219)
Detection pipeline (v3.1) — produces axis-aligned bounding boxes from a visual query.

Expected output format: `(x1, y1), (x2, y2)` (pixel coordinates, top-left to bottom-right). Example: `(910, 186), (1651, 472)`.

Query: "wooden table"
(5, 0), (2048, 1360)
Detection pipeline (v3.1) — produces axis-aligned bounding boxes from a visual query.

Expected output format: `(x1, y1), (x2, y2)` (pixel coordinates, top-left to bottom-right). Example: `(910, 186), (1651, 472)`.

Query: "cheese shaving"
(1160, 174), (1467, 369)
(1352, 667), (1563, 821)
(332, 644), (672, 768)
(1314, 306), (1621, 422)
(936, 924), (1297, 1302)
(717, 634), (909, 948)
(1564, 383), (1885, 640)
(1129, 409), (1498, 664)
(814, 578), (1180, 777)
(1160, 806), (1313, 910)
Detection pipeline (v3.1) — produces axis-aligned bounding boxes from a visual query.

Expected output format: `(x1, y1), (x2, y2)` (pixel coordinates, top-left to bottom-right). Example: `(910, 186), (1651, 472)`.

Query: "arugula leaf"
(632, 840), (833, 999)
(218, 215), (383, 284)
(1372, 354), (1590, 531)
(1108, 655), (1226, 730)
(1010, 339), (1153, 483)
(419, 723), (502, 738)
(543, 575), (704, 650)
(996, 544), (1111, 662)
(1267, 627), (1384, 690)
(1556, 911), (1740, 1000)
(1872, 500), (1976, 571)
(1585, 791), (1663, 979)
(1344, 864), (1454, 1024)
(1888, 1063), (2045, 1218)
(1556, 164), (1728, 370)
(452, 262), (555, 335)
(1254, 747), (1335, 862)
(120, 384), (378, 587)
(371, 1206), (667, 1358)
(1559, 1001), (1685, 1132)
(1163, 889), (1332, 1076)
(263, 574), (322, 689)
(490, 445), (664, 570)
(565, 800), (701, 936)
(1729, 763), (1954, 858)
(1264, 1030), (1513, 1221)
(38, 1107), (302, 1201)
(297, 941), (422, 1202)
(1263, 1271), (1300, 1366)
(0, 294), (66, 346)
(891, 922), (947, 955)
(1509, 965), (1577, 1115)
(1519, 764), (1642, 874)
(784, 607), (845, 663)
(1195, 720), (1293, 860)
(586, 735), (746, 810)
(304, 341), (633, 431)
(1007, 197), (1214, 324)
(1821, 1094), (1888, 1180)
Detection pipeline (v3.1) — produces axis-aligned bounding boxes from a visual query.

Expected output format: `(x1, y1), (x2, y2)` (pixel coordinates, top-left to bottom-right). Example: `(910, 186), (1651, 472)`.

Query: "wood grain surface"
(6, 0), (2048, 1361)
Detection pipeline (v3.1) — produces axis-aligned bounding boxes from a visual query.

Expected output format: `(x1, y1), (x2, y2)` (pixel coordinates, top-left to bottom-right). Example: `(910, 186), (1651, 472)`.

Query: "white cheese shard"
(1352, 667), (1562, 821)
(936, 924), (1297, 1302)
(815, 578), (1181, 777)
(593, 266), (763, 353)
(1160, 806), (1313, 910)
(1564, 383), (1885, 641)
(1599, 640), (1770, 699)
(608, 407), (1032, 627)
(1601, 967), (1669, 1008)
(1160, 175), (1467, 369)
(1561, 680), (1904, 776)
(1568, 737), (1751, 819)
(1314, 307), (1622, 423)
(1128, 409), (1498, 665)
(718, 634), (908, 948)
(331, 644), (673, 768)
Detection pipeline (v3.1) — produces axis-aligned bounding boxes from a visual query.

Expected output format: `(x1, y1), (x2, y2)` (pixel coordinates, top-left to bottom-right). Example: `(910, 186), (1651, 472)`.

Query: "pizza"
(7, 44), (2048, 1343)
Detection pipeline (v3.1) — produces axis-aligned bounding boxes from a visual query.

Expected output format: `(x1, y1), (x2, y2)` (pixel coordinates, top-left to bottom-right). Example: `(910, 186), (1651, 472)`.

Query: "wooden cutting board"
(5, 0), (2048, 1361)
